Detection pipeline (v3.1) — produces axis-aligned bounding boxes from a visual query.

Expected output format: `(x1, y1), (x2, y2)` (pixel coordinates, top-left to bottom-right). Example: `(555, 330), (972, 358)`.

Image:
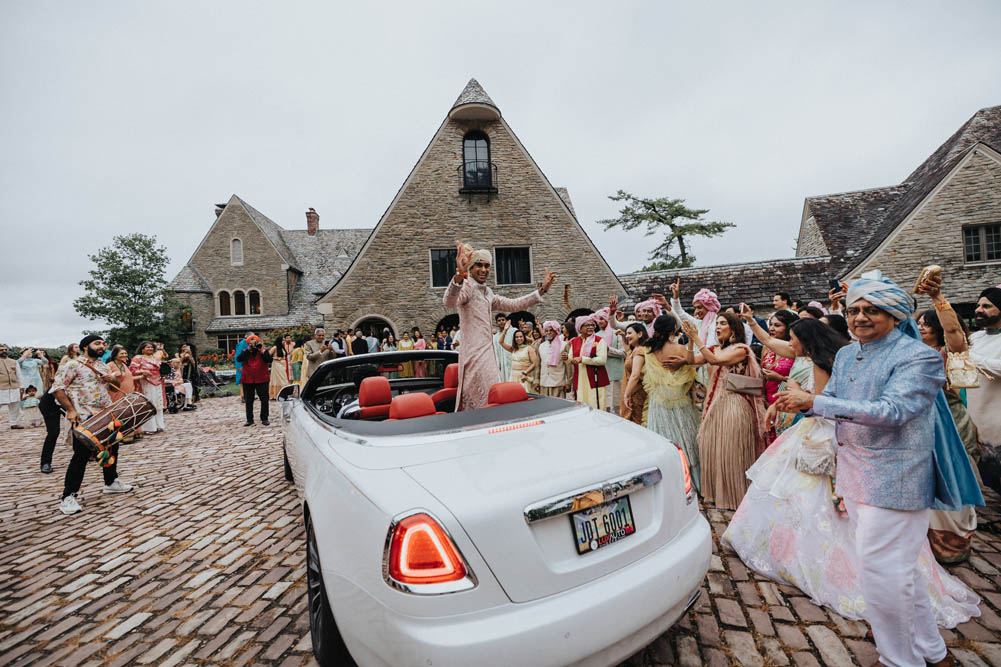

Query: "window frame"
(428, 248), (459, 289)
(233, 290), (247, 316)
(230, 238), (244, 266)
(462, 130), (492, 190)
(493, 246), (533, 286)
(248, 289), (262, 315)
(217, 290), (232, 317)
(962, 223), (1001, 266)
(216, 333), (244, 354)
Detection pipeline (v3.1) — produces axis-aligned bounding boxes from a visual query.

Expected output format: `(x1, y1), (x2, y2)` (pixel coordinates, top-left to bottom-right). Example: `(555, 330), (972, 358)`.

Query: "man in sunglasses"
(776, 271), (981, 667)
(444, 241), (557, 410)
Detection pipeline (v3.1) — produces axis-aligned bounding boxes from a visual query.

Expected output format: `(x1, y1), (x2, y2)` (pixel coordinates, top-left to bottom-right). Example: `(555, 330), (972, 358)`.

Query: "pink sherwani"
(443, 278), (542, 410)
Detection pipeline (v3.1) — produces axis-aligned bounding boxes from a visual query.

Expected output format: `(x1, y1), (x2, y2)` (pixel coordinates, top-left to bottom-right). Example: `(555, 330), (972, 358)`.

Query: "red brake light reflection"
(389, 514), (467, 584)
(675, 445), (693, 496)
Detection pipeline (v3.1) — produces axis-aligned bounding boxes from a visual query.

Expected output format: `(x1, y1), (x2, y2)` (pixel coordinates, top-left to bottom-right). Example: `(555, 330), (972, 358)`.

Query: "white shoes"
(103, 478), (134, 494)
(59, 494), (82, 515)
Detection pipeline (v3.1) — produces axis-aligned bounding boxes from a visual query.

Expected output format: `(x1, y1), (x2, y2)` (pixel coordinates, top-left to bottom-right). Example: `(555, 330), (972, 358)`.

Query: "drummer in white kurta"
(443, 242), (557, 411)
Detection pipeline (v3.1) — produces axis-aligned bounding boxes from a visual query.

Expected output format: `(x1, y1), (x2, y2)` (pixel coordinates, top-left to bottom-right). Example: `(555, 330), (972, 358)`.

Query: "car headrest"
(487, 382), (528, 406)
(359, 376), (392, 407)
(443, 363), (459, 389)
(389, 392), (438, 420)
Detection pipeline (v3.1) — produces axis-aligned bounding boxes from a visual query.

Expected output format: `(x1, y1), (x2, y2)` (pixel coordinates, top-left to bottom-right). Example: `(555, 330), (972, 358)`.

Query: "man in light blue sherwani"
(777, 272), (981, 667)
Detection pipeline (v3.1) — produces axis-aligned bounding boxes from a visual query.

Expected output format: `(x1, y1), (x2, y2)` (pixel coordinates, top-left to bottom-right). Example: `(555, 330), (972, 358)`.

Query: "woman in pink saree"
(443, 242), (556, 411)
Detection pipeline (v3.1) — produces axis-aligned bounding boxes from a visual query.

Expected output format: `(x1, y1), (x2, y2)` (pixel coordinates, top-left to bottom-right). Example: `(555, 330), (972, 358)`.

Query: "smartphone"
(828, 278), (841, 291)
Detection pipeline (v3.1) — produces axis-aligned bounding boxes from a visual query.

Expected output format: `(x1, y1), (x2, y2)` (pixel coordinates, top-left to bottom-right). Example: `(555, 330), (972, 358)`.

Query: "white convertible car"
(279, 349), (711, 667)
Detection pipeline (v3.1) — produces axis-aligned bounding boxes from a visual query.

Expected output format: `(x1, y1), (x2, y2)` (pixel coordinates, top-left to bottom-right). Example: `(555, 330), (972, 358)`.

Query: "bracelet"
(933, 300), (953, 312)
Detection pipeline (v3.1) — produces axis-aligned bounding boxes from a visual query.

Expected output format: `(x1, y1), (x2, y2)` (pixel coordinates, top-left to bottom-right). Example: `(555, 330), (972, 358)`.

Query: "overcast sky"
(3, 1), (1001, 347)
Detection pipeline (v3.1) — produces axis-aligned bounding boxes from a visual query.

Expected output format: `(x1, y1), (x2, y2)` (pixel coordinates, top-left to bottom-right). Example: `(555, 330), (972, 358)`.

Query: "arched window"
(233, 290), (247, 316)
(248, 290), (261, 315)
(218, 291), (231, 316)
(462, 131), (491, 189)
(230, 238), (243, 266)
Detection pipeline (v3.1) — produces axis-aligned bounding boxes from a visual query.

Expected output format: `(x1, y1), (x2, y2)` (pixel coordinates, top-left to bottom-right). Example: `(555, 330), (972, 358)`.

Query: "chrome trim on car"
(523, 467), (663, 525)
(382, 509), (478, 595)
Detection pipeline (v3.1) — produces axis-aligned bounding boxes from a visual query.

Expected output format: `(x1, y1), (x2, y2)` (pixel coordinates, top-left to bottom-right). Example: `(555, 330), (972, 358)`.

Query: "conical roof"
(449, 78), (501, 120)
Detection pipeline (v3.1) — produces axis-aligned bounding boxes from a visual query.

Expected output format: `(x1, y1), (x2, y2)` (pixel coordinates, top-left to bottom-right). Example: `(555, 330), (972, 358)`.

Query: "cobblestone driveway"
(1, 396), (1000, 666)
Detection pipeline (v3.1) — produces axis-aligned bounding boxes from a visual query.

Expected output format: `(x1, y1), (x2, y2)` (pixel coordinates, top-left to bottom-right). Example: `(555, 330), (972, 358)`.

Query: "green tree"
(597, 190), (735, 271)
(74, 233), (183, 353)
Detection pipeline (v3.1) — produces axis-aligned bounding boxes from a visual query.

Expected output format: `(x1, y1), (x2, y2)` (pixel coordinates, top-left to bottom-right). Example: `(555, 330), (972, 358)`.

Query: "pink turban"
(634, 299), (663, 317)
(543, 321), (562, 366)
(692, 288), (721, 343)
(593, 307), (614, 347)
(807, 300), (828, 315)
(574, 314), (594, 333)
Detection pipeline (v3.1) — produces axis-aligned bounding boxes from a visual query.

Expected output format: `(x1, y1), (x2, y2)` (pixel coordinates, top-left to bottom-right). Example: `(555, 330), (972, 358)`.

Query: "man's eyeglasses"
(845, 306), (885, 318)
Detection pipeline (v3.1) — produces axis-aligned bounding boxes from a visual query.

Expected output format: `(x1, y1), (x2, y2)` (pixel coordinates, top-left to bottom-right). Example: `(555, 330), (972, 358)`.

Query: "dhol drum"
(72, 392), (155, 467)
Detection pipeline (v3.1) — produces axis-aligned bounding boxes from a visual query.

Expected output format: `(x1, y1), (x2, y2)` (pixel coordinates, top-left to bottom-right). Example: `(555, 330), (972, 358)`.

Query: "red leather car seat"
(358, 376), (392, 419)
(388, 392), (442, 420)
(486, 382), (529, 407)
(431, 363), (459, 408)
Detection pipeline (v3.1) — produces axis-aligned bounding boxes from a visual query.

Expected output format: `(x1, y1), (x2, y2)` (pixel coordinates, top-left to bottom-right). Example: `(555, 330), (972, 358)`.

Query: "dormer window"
(459, 131), (497, 194)
(231, 238), (243, 266)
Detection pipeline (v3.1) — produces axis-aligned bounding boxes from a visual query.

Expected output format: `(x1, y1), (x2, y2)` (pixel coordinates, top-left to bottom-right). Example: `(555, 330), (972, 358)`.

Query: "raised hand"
(541, 268), (557, 294)
(670, 279), (680, 300)
(651, 293), (670, 312)
(738, 302), (755, 321)
(455, 240), (473, 273)
(609, 295), (618, 314)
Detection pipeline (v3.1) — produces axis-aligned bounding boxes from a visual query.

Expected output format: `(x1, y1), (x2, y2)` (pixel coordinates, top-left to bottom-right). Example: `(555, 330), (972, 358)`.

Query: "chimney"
(214, 203), (227, 218)
(306, 207), (320, 236)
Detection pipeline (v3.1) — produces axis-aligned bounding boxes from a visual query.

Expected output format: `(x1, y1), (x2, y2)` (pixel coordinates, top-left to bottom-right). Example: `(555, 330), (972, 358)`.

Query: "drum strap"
(80, 360), (123, 394)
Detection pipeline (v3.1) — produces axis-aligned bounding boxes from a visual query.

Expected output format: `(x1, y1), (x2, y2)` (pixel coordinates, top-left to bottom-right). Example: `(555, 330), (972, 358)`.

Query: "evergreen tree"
(597, 190), (735, 271)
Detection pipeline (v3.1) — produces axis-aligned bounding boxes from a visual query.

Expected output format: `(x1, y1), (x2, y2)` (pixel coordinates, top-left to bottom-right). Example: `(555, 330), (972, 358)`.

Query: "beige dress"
(697, 345), (766, 510)
(509, 346), (535, 393)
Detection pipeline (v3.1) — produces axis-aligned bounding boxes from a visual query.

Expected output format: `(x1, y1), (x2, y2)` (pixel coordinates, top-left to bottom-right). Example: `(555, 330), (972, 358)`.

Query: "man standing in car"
(444, 241), (556, 411)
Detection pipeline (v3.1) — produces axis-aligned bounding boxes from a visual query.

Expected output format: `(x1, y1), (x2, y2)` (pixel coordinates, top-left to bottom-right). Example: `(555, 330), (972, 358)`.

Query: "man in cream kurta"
(443, 243), (556, 411)
(967, 286), (1001, 493)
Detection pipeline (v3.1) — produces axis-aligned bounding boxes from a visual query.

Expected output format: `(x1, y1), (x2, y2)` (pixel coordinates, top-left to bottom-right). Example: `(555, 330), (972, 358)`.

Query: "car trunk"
(402, 410), (697, 603)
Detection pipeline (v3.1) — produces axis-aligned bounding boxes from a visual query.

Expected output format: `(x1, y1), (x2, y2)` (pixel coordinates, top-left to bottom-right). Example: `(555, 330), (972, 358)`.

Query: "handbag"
(945, 350), (980, 389)
(725, 372), (764, 396)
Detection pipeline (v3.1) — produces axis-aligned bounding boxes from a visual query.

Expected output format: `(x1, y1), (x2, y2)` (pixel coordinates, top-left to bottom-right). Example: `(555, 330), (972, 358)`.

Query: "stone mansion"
(169, 80), (1001, 351)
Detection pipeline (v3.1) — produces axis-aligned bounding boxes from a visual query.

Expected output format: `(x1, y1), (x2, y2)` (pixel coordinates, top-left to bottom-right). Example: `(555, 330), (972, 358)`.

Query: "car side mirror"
(278, 384), (300, 402)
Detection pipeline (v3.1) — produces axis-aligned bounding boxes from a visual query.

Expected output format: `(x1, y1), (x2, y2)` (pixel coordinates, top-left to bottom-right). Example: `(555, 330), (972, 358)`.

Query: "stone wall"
(189, 206), (289, 323)
(317, 116), (624, 335)
(795, 216), (829, 257)
(174, 291), (215, 351)
(856, 148), (1001, 309)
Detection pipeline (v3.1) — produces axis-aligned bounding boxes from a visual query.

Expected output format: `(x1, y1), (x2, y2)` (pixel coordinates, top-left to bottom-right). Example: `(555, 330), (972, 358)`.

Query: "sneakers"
(244, 421), (253, 427)
(40, 463), (53, 474)
(261, 419), (270, 426)
(103, 479), (134, 494)
(60, 493), (82, 515)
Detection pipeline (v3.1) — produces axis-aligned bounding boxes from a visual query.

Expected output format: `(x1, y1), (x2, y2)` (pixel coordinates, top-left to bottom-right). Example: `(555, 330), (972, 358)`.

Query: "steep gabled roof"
(555, 187), (576, 219)
(618, 256), (833, 308)
(232, 195), (301, 271)
(279, 228), (370, 295)
(806, 184), (909, 273)
(806, 105), (1001, 276)
(167, 265), (211, 293)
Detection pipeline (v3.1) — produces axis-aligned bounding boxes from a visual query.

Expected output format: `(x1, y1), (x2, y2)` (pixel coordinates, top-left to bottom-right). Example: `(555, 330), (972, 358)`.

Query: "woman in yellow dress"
(397, 331), (415, 377)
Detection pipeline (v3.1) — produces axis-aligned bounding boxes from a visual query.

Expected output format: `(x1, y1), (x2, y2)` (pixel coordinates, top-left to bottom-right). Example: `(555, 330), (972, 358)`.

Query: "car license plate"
(571, 496), (635, 555)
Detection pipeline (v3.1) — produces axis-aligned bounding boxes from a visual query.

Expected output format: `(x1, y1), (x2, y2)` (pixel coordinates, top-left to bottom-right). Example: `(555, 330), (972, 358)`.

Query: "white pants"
(846, 499), (946, 667)
(608, 379), (621, 413)
(4, 400), (20, 426)
(140, 383), (166, 432)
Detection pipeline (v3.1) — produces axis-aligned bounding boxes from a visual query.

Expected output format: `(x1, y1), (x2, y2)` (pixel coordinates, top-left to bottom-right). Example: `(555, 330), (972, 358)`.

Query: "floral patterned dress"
(723, 417), (981, 627)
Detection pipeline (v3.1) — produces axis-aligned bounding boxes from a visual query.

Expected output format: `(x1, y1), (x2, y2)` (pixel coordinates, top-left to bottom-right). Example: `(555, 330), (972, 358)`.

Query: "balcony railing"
(457, 160), (498, 195)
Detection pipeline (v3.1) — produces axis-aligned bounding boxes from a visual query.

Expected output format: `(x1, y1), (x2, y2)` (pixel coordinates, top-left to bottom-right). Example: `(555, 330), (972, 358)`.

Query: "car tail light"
(384, 512), (476, 593)
(675, 445), (695, 504)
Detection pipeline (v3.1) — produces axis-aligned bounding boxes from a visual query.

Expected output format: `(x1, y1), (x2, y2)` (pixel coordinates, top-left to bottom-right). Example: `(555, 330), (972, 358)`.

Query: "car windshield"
(301, 350), (579, 436)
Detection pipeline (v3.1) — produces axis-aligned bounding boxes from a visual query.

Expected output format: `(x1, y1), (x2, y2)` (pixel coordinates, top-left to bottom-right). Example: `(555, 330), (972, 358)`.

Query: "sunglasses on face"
(845, 306), (885, 318)
(473, 261), (491, 268)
